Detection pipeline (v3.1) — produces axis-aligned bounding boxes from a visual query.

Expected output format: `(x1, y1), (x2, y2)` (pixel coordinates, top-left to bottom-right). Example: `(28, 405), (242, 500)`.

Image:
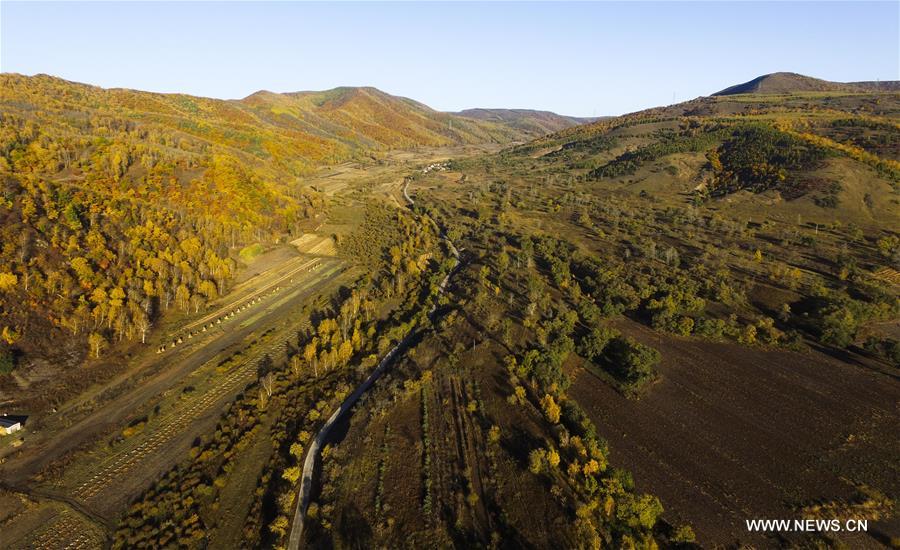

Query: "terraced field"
(291, 234), (338, 257)
(72, 337), (291, 503)
(169, 256), (326, 347)
(0, 251), (348, 548)
(874, 267), (900, 287)
(30, 511), (103, 550)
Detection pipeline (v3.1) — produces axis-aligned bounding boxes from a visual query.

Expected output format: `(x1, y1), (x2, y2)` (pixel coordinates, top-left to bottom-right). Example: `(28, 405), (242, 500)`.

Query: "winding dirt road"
(287, 177), (459, 550)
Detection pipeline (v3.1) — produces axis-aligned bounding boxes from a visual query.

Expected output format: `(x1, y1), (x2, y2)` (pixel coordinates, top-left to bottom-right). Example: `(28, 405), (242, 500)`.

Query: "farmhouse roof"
(0, 415), (24, 428)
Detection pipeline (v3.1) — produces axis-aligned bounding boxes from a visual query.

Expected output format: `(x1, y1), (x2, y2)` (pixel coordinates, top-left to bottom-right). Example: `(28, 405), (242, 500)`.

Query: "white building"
(0, 416), (22, 435)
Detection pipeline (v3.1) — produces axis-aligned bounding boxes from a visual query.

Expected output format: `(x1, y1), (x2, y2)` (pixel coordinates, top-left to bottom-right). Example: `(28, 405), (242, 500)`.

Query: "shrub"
(602, 337), (661, 388)
(674, 316), (694, 336)
(694, 317), (725, 339)
(577, 326), (619, 362)
(282, 466), (301, 484)
(529, 449), (547, 474)
(0, 347), (14, 375)
(617, 493), (664, 531)
(488, 425), (501, 444)
(864, 336), (900, 367)
(820, 308), (858, 348)
(546, 447), (560, 468)
(671, 524), (696, 544)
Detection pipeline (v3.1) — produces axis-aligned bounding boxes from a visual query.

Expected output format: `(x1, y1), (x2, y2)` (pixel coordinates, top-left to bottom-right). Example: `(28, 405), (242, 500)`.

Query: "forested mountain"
(0, 74), (573, 372)
(242, 87), (531, 147)
(1, 75), (286, 370)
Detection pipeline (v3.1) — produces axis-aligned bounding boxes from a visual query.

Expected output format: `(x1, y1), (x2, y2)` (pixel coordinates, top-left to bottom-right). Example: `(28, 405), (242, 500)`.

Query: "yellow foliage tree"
(547, 447), (560, 468)
(2, 326), (19, 345)
(540, 394), (561, 424)
(0, 273), (18, 292)
(282, 466), (301, 484)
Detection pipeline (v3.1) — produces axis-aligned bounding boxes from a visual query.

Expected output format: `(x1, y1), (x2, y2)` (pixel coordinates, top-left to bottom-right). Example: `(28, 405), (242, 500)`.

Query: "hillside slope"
(849, 80), (900, 92)
(0, 73), (565, 376)
(453, 108), (596, 135)
(714, 71), (900, 95)
(241, 86), (528, 150)
(402, 81), (900, 547)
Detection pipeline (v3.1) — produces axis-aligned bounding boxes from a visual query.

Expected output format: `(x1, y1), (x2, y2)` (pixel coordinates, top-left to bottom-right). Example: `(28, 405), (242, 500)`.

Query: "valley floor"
(0, 146), (482, 549)
(1, 136), (898, 549)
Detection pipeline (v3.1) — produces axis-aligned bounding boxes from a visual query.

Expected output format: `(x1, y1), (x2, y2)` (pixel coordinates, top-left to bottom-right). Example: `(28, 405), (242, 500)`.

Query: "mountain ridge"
(713, 71), (900, 96)
(3, 73), (587, 151)
(452, 108), (601, 134)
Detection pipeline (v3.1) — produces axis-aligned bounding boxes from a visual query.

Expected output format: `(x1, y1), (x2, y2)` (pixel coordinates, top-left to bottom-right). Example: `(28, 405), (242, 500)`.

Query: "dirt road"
(286, 176), (461, 550)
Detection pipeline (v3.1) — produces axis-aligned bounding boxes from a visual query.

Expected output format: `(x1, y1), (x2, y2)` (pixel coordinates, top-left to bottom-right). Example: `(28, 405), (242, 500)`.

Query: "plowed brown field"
(569, 319), (900, 548)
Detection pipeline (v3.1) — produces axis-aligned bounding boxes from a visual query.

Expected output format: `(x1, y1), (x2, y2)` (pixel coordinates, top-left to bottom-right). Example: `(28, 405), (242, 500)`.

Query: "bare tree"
(135, 312), (151, 344)
(290, 355), (303, 378)
(190, 294), (205, 314)
(261, 372), (275, 398)
(257, 387), (269, 410)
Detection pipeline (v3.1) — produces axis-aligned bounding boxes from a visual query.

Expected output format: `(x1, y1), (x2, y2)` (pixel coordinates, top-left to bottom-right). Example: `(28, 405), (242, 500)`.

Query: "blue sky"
(2, 2), (898, 116)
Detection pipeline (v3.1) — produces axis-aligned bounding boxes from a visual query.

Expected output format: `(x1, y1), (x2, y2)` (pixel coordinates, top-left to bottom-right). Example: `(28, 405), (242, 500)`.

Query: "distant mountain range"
(451, 108), (601, 135)
(1, 74), (587, 164)
(714, 72), (900, 95)
(240, 85), (562, 149)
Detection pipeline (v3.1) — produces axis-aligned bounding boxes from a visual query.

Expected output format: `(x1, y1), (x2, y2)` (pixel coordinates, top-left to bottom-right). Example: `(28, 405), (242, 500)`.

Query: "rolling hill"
(452, 108), (599, 135)
(241, 86), (526, 150)
(0, 73), (582, 377)
(2, 74), (583, 172)
(395, 74), (900, 547)
(714, 71), (900, 95)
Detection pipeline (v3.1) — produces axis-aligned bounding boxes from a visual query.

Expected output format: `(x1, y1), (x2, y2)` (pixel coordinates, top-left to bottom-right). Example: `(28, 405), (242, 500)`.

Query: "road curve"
(402, 176), (415, 206)
(286, 177), (458, 550)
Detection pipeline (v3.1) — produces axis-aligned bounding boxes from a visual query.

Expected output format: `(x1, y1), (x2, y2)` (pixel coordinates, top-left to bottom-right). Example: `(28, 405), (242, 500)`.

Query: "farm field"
(310, 325), (585, 548)
(0, 245), (351, 548)
(569, 319), (900, 547)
